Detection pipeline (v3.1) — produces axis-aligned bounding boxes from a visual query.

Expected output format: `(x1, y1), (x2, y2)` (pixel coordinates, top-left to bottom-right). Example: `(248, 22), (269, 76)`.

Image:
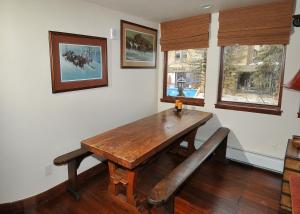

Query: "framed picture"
(49, 31), (108, 93)
(120, 20), (157, 68)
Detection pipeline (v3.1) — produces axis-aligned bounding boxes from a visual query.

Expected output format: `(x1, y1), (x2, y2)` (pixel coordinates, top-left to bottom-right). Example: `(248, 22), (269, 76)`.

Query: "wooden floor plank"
(30, 154), (289, 214)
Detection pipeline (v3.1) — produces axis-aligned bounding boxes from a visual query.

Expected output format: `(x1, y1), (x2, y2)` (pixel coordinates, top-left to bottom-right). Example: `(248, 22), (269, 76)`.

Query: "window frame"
(215, 46), (286, 116)
(160, 52), (205, 106)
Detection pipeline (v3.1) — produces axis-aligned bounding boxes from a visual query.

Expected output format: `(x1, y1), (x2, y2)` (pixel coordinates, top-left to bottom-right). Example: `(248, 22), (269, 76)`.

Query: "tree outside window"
(217, 44), (285, 115)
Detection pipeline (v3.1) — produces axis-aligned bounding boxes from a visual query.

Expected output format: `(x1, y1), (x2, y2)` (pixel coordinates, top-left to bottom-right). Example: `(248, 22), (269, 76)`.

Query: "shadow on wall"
(194, 113), (283, 173)
(225, 131), (249, 164)
(194, 114), (251, 169)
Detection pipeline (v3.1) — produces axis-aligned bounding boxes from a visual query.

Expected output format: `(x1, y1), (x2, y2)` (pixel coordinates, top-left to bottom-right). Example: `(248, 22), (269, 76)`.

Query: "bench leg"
(150, 197), (174, 214)
(213, 136), (228, 162)
(67, 160), (80, 200)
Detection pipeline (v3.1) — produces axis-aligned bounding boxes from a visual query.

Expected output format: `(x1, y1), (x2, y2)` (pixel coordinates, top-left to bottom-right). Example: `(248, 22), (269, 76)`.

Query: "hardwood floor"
(27, 154), (289, 214)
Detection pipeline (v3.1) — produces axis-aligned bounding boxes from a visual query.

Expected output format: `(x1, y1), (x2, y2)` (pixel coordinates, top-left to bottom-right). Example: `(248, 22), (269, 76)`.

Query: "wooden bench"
(147, 127), (230, 214)
(53, 148), (93, 200)
(289, 174), (300, 214)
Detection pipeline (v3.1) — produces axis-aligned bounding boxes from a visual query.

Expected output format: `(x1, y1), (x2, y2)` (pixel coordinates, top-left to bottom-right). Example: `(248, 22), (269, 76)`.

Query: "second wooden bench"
(147, 127), (230, 214)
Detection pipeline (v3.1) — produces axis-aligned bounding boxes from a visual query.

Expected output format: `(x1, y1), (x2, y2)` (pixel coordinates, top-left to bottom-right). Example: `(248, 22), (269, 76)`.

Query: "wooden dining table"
(81, 108), (212, 211)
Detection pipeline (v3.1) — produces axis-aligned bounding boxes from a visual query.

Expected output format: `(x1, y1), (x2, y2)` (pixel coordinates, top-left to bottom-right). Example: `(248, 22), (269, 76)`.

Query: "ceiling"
(86, 0), (282, 22)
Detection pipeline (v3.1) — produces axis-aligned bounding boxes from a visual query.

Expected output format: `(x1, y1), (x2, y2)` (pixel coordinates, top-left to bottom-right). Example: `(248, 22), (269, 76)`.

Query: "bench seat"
(148, 127), (230, 213)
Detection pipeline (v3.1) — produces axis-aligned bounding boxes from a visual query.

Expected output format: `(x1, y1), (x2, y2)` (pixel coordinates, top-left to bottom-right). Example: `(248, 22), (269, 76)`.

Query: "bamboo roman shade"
(218, 0), (294, 46)
(160, 14), (211, 51)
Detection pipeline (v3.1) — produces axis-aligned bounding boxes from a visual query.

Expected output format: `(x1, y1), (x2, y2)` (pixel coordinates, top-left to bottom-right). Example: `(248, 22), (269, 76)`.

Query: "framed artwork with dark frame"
(120, 20), (157, 68)
(49, 31), (108, 93)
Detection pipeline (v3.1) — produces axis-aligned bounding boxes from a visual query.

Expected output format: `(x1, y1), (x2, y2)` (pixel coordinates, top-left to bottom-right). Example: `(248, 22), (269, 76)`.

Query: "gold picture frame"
(120, 20), (157, 68)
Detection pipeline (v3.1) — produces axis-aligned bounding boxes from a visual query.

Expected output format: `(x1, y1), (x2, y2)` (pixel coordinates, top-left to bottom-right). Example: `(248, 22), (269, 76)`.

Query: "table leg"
(185, 128), (197, 154)
(127, 171), (137, 206)
(171, 128), (197, 157)
(108, 162), (118, 196)
(107, 161), (138, 206)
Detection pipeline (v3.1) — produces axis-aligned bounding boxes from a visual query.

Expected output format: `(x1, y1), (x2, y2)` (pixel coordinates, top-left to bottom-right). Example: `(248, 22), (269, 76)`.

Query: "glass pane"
(221, 45), (284, 106)
(167, 49), (207, 99)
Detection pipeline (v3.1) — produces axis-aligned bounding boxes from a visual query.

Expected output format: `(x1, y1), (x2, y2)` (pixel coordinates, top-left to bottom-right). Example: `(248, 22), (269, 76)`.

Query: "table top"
(81, 109), (213, 169)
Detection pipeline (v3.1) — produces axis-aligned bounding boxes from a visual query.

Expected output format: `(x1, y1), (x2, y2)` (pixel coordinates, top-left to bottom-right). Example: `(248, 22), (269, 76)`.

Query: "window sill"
(215, 101), (282, 116)
(160, 97), (205, 107)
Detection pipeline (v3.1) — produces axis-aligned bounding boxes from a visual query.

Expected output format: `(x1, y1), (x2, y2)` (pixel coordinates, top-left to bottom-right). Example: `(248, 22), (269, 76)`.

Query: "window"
(175, 51), (181, 60)
(181, 51), (188, 59)
(161, 49), (207, 106)
(216, 45), (285, 115)
(175, 51), (188, 62)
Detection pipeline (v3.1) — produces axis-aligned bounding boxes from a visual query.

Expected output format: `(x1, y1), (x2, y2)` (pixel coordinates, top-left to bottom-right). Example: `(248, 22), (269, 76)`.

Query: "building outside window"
(175, 51), (181, 60)
(163, 49), (207, 106)
(181, 50), (188, 59)
(216, 44), (285, 115)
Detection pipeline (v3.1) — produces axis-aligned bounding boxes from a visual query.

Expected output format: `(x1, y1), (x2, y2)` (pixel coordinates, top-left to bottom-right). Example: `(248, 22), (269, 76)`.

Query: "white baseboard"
(194, 139), (284, 174)
(226, 146), (284, 174)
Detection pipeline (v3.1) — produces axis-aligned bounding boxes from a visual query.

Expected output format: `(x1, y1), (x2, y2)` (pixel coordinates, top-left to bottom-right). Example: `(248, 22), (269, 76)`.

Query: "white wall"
(1, 0), (299, 204)
(158, 0), (300, 172)
(0, 0), (158, 203)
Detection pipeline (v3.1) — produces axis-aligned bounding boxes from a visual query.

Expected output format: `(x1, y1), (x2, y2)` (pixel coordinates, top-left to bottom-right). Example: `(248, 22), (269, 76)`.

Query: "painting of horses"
(125, 29), (154, 62)
(121, 20), (157, 68)
(59, 43), (102, 82)
(49, 31), (108, 93)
